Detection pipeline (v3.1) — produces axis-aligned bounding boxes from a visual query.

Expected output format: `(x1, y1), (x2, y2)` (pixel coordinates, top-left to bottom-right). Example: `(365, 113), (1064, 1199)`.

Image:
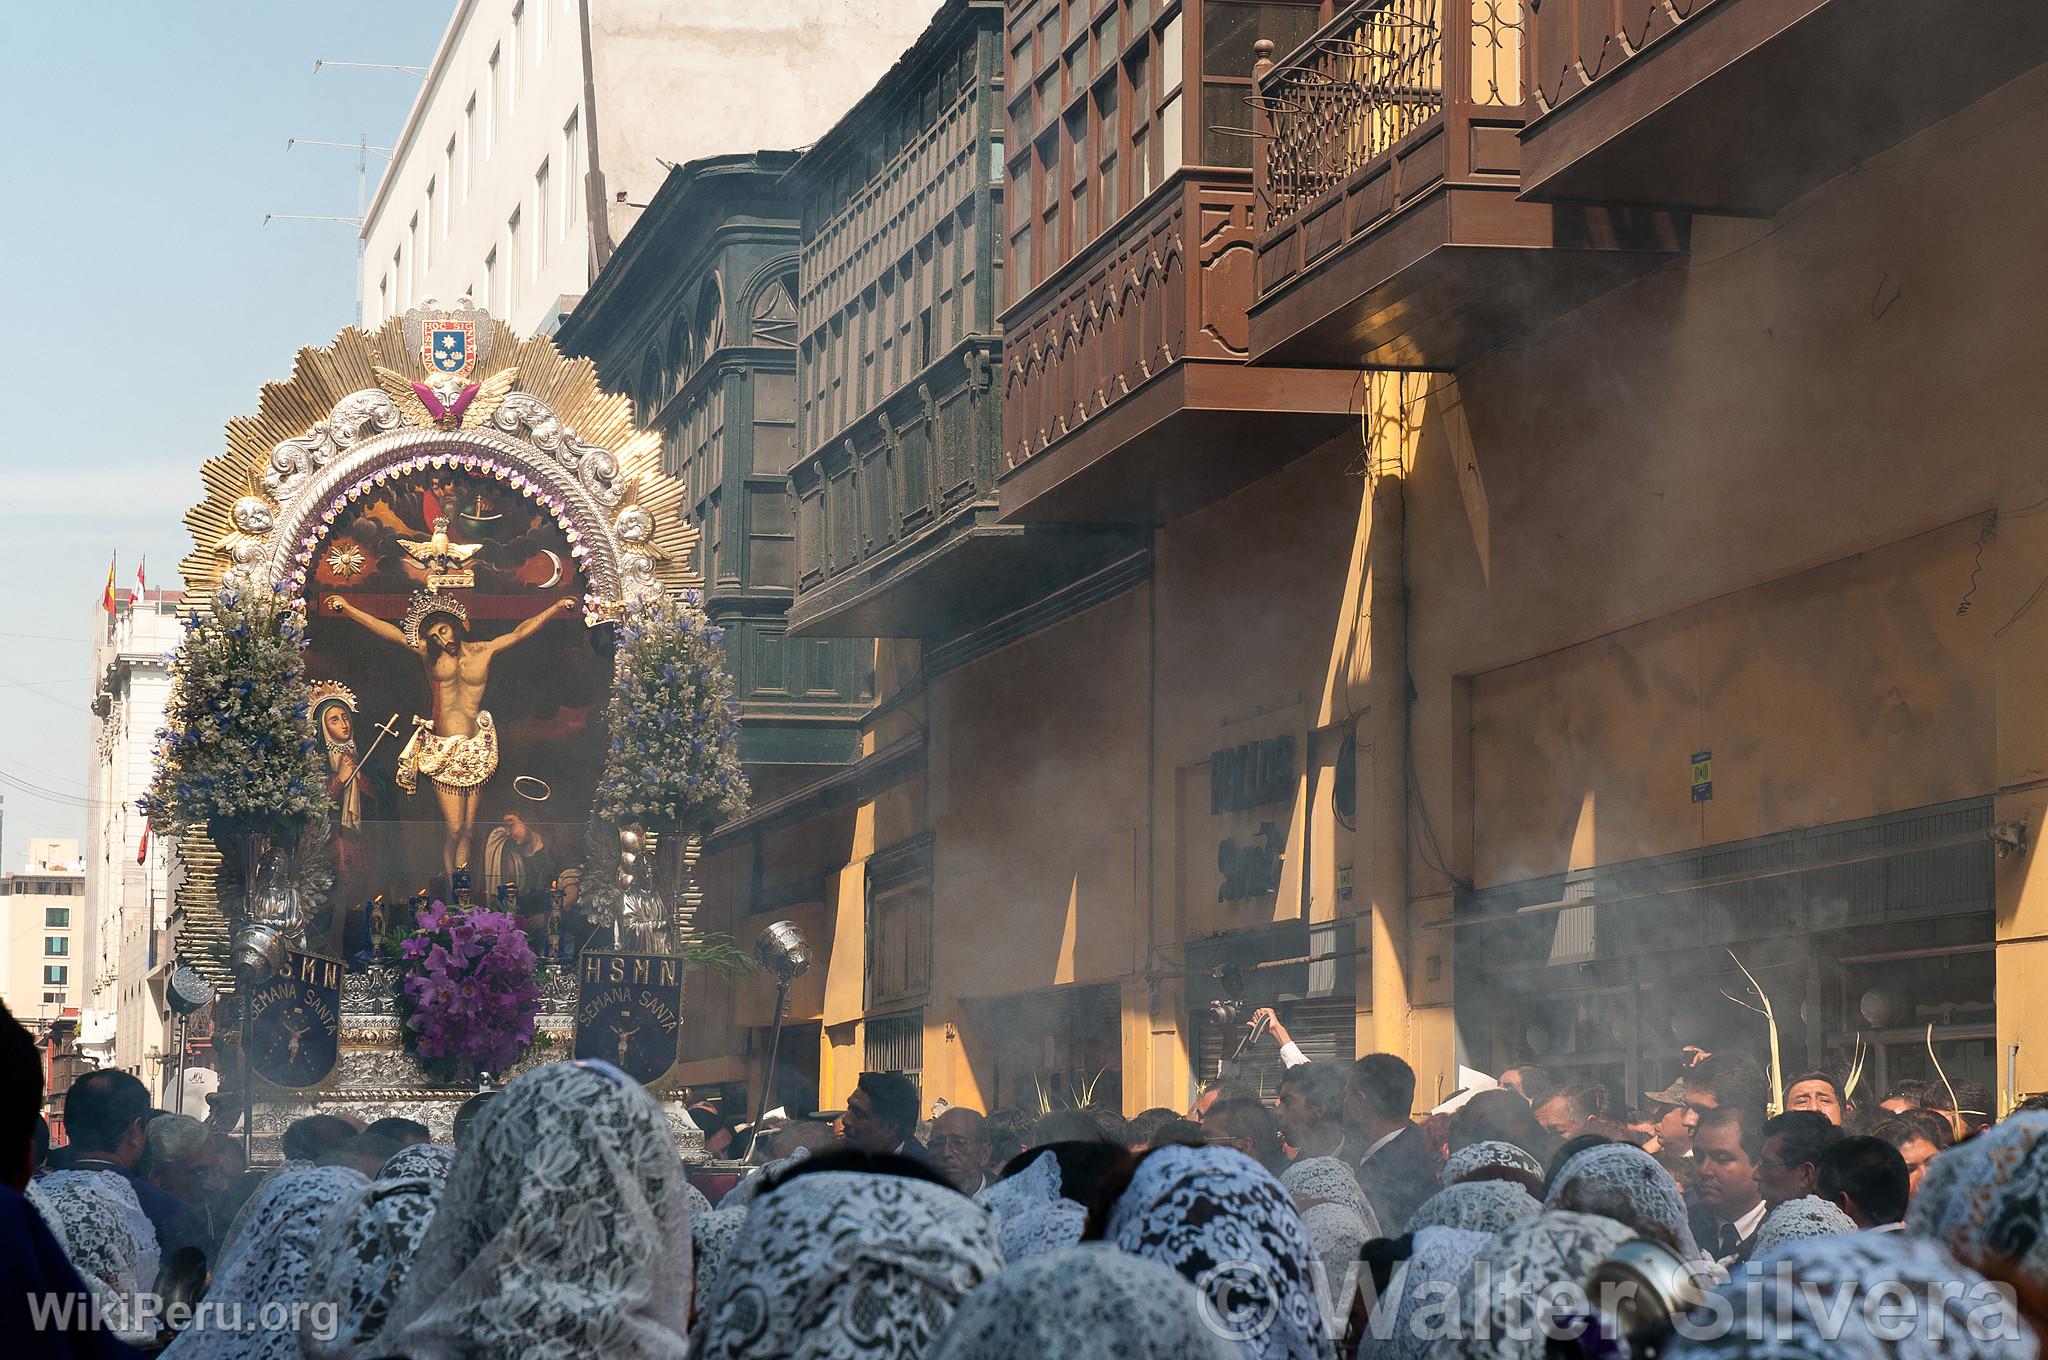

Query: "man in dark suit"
(1689, 1104), (1767, 1264)
(842, 1071), (934, 1167)
(1347, 1053), (1438, 1233)
(61, 1070), (206, 1261)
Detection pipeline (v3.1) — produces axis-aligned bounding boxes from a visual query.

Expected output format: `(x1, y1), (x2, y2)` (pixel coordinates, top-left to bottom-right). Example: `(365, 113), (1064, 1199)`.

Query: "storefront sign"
(1218, 822), (1285, 901)
(1691, 751), (1714, 803)
(247, 950), (342, 1088)
(1211, 735), (1296, 814)
(574, 952), (683, 1084)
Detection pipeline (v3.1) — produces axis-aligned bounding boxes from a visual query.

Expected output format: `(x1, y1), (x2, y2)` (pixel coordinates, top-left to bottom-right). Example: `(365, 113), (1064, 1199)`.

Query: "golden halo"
(512, 775), (553, 802)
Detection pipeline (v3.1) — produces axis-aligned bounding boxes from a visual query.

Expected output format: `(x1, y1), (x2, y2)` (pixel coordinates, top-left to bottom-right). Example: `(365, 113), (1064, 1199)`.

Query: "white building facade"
(360, 0), (946, 337)
(0, 841), (84, 1033)
(82, 590), (183, 1098)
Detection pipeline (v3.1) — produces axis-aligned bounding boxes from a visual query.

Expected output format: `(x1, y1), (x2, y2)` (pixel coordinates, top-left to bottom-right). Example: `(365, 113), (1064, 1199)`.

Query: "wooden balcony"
(1250, 0), (1684, 370)
(997, 170), (1361, 526)
(790, 336), (1143, 638)
(1522, 0), (2048, 216)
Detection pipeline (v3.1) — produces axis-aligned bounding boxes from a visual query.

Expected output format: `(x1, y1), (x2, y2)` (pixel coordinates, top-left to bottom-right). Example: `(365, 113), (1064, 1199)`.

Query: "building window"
(507, 207), (523, 315)
(45, 907), (68, 927)
(408, 213), (421, 296)
(378, 275), (389, 320)
(533, 0), (546, 57)
(45, 936), (67, 957)
(43, 966), (66, 987)
(424, 181), (436, 269)
(393, 246), (405, 310)
(487, 46), (501, 154)
(442, 137), (455, 227)
(485, 247), (500, 317)
(866, 835), (933, 1009)
(535, 158), (551, 265)
(42, 992), (63, 1006)
(509, 4), (523, 111)
(464, 98), (477, 196)
(563, 110), (582, 228)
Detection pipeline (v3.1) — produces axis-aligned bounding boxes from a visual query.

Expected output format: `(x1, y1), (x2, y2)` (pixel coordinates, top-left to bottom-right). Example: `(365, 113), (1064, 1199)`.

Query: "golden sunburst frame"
(171, 301), (703, 1000)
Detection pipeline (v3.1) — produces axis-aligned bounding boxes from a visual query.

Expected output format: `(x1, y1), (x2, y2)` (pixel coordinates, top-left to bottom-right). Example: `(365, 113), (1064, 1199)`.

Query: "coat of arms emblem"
(403, 298), (493, 384)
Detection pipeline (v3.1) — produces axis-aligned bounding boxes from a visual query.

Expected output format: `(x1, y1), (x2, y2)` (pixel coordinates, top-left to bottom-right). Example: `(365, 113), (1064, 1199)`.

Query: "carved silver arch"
(224, 387), (654, 609)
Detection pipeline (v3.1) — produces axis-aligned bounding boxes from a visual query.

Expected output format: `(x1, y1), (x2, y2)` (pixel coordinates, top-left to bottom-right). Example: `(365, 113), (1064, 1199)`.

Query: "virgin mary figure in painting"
(311, 681), (392, 951)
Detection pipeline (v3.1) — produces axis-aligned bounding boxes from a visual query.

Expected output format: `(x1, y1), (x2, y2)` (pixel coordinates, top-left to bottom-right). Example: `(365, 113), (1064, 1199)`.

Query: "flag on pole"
(137, 819), (150, 865)
(136, 557), (146, 597)
(102, 555), (117, 612)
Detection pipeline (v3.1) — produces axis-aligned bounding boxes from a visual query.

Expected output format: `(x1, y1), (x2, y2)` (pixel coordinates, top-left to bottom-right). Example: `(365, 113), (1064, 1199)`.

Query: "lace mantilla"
(1752, 1194), (1856, 1254)
(691, 1169), (1001, 1360)
(1671, 1230), (2033, 1360)
(928, 1243), (1235, 1359)
(30, 1170), (161, 1345)
(374, 1059), (694, 1360)
(1907, 1109), (2048, 1295)
(162, 1165), (369, 1360)
(1543, 1142), (1702, 1259)
(1441, 1140), (1543, 1185)
(1405, 1179), (1540, 1236)
(1104, 1144), (1334, 1360)
(302, 1150), (456, 1360)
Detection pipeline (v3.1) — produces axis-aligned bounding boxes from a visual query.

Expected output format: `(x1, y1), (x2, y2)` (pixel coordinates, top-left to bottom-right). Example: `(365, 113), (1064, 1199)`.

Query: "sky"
(0, 3), (456, 869)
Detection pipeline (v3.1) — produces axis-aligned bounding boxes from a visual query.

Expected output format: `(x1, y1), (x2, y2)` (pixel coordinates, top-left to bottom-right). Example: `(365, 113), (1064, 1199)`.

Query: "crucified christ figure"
(327, 594), (578, 886)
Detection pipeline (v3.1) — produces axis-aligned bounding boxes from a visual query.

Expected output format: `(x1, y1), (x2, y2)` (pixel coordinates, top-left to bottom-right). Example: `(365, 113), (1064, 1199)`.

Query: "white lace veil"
(1542, 1142), (1702, 1258)
(1441, 1140), (1544, 1185)
(1359, 1225), (1492, 1360)
(373, 1059), (694, 1360)
(162, 1164), (369, 1360)
(29, 1169), (161, 1344)
(1405, 1179), (1540, 1236)
(689, 1205), (749, 1313)
(1670, 1229), (2033, 1360)
(1104, 1144), (1334, 1360)
(1752, 1194), (1856, 1254)
(928, 1243), (1235, 1360)
(690, 1169), (1002, 1360)
(300, 1147), (457, 1359)
(1448, 1210), (1636, 1360)
(1907, 1108), (2048, 1295)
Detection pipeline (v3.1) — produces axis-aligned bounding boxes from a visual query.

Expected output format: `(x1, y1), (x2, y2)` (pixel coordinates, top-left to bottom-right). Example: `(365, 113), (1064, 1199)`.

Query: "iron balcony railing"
(1255, 0), (1528, 232)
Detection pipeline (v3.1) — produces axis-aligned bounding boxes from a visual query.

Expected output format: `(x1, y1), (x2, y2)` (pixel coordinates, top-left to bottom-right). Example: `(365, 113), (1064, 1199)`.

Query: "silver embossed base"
(247, 961), (703, 1162)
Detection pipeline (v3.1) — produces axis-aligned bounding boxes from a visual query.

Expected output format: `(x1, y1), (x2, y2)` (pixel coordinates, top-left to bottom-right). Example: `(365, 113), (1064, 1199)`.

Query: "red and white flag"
(136, 819), (150, 865)
(136, 557), (146, 597)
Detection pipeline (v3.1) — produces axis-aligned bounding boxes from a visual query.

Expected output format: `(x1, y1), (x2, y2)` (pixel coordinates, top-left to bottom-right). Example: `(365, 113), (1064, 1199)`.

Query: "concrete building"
(360, 0), (948, 338)
(1, 841), (84, 1031)
(82, 589), (183, 1099)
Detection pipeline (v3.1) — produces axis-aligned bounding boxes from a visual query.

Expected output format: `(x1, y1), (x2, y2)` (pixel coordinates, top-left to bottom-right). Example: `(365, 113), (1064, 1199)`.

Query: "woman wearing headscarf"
(28, 1170), (161, 1346)
(973, 1148), (1084, 1262)
(687, 1206), (748, 1322)
(1448, 1211), (1636, 1360)
(300, 1147), (457, 1360)
(1667, 1230), (2033, 1359)
(690, 1168), (1001, 1360)
(1541, 1142), (1703, 1260)
(1282, 1156), (1379, 1310)
(1098, 1143), (1333, 1360)
(1404, 1179), (1540, 1236)
(370, 1060), (693, 1359)
(927, 1243), (1235, 1360)
(1749, 1194), (1855, 1255)
(1440, 1140), (1546, 1190)
(1907, 1108), (2048, 1302)
(1356, 1225), (1491, 1360)
(162, 1165), (369, 1360)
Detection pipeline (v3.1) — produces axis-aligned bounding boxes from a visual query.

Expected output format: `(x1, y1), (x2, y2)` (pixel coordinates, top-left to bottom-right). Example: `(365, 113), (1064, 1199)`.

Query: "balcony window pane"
(1160, 92), (1184, 176)
(1161, 12), (1184, 92)
(1203, 2), (1322, 77)
(1202, 83), (1254, 167)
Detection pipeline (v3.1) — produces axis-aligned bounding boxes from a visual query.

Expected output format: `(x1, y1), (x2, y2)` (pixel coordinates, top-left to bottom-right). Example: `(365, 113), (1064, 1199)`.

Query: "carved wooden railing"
(1002, 171), (1259, 475)
(1254, 0), (1529, 235)
(1527, 0), (1722, 115)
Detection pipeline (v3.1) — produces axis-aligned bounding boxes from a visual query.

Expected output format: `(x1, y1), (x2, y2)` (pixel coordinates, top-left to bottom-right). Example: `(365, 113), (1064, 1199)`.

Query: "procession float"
(145, 302), (750, 1157)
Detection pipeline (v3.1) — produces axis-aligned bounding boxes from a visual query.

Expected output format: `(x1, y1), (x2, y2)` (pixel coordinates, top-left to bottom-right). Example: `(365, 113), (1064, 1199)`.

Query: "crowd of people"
(6, 994), (2047, 1358)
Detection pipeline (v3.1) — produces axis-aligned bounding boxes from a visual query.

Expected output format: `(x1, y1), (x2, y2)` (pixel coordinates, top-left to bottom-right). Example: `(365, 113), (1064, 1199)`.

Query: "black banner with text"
(248, 950), (342, 1088)
(574, 952), (683, 1085)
